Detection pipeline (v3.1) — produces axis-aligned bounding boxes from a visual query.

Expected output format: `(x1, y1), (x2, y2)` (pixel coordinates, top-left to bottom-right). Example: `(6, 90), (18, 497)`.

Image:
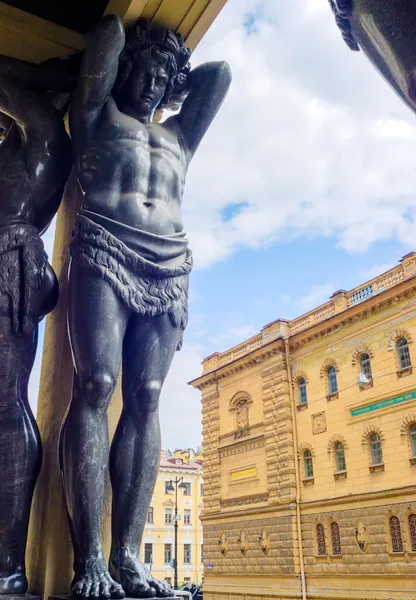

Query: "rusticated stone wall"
(203, 513), (296, 576)
(302, 500), (416, 575)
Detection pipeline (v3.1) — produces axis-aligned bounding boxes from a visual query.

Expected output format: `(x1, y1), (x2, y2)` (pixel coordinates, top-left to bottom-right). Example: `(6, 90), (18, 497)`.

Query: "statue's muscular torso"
(77, 98), (187, 235)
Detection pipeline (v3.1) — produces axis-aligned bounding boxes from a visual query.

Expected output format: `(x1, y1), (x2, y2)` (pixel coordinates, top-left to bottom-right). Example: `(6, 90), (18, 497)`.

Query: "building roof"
(160, 457), (202, 471)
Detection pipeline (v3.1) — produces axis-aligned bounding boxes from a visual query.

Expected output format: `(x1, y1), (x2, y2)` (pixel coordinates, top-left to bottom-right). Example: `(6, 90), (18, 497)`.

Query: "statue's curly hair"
(114, 19), (192, 109)
(328, 0), (360, 52)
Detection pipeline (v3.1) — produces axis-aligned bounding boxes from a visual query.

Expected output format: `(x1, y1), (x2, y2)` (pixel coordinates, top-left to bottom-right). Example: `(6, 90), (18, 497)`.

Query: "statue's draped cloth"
(0, 223), (48, 336)
(70, 210), (192, 350)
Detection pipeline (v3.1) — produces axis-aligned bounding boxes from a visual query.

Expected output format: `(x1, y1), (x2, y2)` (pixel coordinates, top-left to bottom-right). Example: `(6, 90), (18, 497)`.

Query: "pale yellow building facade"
(191, 253), (416, 600)
(139, 449), (204, 587)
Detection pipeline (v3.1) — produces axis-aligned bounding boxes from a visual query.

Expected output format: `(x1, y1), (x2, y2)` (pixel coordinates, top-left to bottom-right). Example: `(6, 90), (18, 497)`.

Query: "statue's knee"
(77, 372), (117, 411)
(131, 380), (161, 416)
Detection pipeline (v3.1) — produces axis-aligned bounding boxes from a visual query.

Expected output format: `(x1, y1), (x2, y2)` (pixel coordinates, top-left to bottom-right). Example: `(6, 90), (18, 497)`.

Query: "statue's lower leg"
(0, 323), (40, 595)
(59, 377), (125, 600)
(109, 408), (173, 598)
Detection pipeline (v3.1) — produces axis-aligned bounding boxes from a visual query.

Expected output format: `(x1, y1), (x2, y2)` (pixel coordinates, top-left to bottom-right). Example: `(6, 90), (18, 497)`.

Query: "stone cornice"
(289, 282), (416, 352)
(300, 484), (416, 509)
(190, 344), (285, 390)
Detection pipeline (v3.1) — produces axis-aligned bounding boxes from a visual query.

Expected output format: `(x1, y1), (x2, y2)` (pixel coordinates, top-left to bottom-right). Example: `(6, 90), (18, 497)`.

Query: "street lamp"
(166, 476), (187, 590)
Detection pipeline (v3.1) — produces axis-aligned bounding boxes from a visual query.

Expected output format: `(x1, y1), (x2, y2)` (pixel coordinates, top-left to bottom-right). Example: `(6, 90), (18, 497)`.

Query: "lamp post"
(166, 476), (187, 590)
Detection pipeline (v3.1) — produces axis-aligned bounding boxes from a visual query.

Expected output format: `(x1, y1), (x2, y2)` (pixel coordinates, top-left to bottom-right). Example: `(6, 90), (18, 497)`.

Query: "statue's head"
(114, 19), (192, 120)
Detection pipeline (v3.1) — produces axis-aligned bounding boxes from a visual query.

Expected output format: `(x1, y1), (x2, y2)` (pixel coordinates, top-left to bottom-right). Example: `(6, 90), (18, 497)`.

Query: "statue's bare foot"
(72, 554), (125, 599)
(0, 564), (28, 595)
(110, 549), (174, 598)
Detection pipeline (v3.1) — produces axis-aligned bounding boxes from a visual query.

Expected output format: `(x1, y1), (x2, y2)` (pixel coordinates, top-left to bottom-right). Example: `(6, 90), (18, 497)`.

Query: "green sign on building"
(351, 391), (416, 417)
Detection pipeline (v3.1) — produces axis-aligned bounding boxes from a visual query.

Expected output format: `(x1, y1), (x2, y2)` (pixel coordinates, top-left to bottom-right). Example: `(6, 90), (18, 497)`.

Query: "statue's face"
(120, 56), (171, 120)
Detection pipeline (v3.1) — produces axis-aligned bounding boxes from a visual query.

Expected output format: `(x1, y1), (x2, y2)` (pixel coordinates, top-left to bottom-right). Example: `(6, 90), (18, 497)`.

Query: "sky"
(29, 0), (416, 450)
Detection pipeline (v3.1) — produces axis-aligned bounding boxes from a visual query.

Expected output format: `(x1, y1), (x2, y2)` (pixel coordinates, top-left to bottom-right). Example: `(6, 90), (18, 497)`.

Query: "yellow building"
(140, 449), (204, 587)
(191, 252), (416, 600)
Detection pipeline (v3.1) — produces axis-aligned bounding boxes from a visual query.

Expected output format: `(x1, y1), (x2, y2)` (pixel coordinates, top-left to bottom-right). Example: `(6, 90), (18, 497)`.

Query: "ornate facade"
(191, 252), (416, 600)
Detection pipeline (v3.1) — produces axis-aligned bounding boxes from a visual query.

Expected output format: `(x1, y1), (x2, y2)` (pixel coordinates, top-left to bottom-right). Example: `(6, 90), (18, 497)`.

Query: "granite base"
(0, 596), (40, 600)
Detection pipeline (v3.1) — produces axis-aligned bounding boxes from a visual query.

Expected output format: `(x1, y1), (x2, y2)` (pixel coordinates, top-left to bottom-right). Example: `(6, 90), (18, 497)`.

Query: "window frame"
(164, 508), (173, 524)
(164, 543), (172, 565)
(184, 509), (192, 526)
(327, 366), (338, 395)
(304, 449), (314, 479)
(389, 515), (404, 553)
(144, 543), (153, 564)
(359, 353), (372, 380)
(410, 424), (416, 458)
(184, 543), (192, 564)
(182, 482), (191, 496)
(146, 506), (154, 524)
(316, 523), (326, 556)
(397, 338), (411, 370)
(335, 442), (346, 473)
(298, 378), (308, 405)
(330, 522), (342, 556)
(370, 433), (383, 466)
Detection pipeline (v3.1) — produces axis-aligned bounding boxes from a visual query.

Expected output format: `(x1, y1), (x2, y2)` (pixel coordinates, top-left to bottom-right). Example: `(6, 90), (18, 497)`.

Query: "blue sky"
(29, 0), (416, 449)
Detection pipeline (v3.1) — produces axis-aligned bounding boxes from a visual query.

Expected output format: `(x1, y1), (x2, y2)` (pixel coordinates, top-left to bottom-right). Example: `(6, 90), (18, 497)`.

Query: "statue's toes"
(109, 581), (125, 599)
(72, 580), (86, 597)
(151, 581), (172, 597)
(98, 581), (112, 600)
(81, 581), (92, 599)
(131, 583), (157, 598)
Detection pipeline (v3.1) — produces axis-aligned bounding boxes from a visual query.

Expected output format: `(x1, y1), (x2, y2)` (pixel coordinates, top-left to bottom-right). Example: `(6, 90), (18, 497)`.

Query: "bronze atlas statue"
(0, 60), (71, 594)
(0, 13), (231, 600)
(58, 15), (231, 600)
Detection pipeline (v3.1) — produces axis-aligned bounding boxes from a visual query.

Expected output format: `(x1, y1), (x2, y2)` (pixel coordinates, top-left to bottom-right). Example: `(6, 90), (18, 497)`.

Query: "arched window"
(327, 366), (338, 394)
(389, 516), (404, 553)
(335, 442), (346, 472)
(410, 424), (416, 458)
(316, 524), (326, 556)
(370, 433), (383, 465)
(304, 450), (314, 479)
(397, 338), (411, 370)
(331, 522), (342, 555)
(298, 378), (307, 404)
(360, 353), (372, 380)
(408, 514), (416, 552)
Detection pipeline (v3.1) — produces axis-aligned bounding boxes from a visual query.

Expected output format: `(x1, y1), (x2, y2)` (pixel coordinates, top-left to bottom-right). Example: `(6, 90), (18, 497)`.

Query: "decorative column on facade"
(262, 344), (297, 503)
(200, 384), (221, 514)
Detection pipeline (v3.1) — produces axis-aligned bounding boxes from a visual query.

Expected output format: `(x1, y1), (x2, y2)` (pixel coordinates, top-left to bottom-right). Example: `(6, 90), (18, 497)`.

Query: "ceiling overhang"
(0, 0), (227, 62)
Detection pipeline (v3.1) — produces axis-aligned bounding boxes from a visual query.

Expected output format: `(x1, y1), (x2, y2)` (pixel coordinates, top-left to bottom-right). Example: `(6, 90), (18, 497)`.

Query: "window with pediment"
(335, 442), (346, 472)
(397, 338), (411, 370)
(327, 366), (338, 394)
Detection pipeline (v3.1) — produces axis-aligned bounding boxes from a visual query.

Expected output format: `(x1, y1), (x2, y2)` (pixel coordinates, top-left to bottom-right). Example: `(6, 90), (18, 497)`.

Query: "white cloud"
(159, 342), (204, 449)
(181, 0), (416, 269)
(296, 282), (335, 312)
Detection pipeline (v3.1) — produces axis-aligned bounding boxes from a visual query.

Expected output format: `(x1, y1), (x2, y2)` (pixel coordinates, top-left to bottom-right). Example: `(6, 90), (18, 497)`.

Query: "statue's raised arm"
(70, 14), (125, 144)
(171, 60), (232, 156)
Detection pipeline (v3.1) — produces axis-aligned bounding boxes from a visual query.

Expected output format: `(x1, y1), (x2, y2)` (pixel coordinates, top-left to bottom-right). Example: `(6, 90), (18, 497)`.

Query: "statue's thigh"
(122, 313), (182, 389)
(68, 262), (129, 378)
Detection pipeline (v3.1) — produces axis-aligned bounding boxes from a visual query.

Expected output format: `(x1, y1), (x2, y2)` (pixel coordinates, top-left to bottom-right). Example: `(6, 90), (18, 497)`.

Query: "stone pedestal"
(50, 596), (178, 600)
(0, 596), (40, 600)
